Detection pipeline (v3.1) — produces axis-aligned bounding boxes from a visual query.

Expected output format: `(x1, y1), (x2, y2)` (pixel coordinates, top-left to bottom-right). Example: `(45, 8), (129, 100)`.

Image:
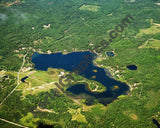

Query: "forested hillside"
(0, 0), (160, 127)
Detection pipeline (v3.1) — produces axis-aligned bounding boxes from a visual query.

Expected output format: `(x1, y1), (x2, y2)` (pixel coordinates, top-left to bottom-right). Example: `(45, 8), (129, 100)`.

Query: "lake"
(32, 51), (130, 105)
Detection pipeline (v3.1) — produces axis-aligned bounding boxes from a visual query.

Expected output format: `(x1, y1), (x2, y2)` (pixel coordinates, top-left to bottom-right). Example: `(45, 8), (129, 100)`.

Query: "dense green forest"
(0, 0), (160, 127)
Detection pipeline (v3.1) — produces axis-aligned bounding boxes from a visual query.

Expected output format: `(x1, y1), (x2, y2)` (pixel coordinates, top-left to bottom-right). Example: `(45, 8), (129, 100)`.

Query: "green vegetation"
(0, 0), (160, 127)
(79, 5), (100, 12)
(68, 108), (87, 123)
(68, 71), (106, 93)
(20, 112), (40, 128)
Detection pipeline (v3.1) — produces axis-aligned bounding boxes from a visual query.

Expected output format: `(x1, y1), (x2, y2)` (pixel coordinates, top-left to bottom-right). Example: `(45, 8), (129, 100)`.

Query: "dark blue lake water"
(106, 51), (114, 57)
(32, 51), (130, 105)
(127, 65), (137, 70)
(21, 76), (29, 83)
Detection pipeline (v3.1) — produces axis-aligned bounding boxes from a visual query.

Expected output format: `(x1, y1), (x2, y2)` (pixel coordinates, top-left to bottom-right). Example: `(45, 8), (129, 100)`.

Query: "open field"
(17, 68), (62, 96)
(68, 108), (87, 123)
(79, 4), (100, 12)
(138, 39), (160, 49)
(136, 24), (160, 37)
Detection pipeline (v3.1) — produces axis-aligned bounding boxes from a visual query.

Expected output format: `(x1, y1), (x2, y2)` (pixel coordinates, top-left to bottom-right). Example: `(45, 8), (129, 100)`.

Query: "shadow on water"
(32, 51), (130, 106)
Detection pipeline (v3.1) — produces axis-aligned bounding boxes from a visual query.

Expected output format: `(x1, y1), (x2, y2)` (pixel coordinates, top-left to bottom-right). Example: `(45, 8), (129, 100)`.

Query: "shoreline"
(31, 49), (133, 94)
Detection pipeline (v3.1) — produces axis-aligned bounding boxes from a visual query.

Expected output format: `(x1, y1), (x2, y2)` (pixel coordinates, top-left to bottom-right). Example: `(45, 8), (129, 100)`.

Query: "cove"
(32, 51), (130, 105)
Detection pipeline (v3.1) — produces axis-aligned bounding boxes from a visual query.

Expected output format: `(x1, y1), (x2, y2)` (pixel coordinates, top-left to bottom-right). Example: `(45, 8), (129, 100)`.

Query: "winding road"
(0, 50), (29, 128)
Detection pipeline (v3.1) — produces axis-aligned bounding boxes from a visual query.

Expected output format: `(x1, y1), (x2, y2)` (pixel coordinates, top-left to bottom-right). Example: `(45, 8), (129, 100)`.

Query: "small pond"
(21, 76), (29, 83)
(106, 51), (114, 57)
(127, 65), (137, 70)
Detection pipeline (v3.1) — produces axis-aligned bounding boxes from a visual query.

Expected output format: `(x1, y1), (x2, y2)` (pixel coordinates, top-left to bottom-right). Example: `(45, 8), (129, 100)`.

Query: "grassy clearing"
(17, 68), (62, 96)
(129, 113), (138, 120)
(79, 4), (100, 12)
(68, 108), (87, 123)
(91, 103), (107, 112)
(138, 39), (160, 49)
(95, 57), (106, 62)
(136, 25), (160, 37)
(147, 40), (160, 49)
(0, 70), (6, 76)
(20, 112), (40, 128)
(117, 95), (127, 99)
(124, 110), (138, 120)
(29, 68), (59, 84)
